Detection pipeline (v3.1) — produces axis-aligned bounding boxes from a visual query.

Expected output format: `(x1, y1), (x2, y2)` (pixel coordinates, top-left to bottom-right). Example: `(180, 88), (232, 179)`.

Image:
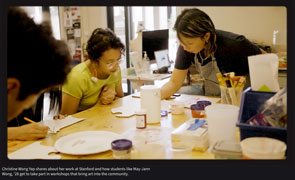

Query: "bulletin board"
(63, 6), (82, 66)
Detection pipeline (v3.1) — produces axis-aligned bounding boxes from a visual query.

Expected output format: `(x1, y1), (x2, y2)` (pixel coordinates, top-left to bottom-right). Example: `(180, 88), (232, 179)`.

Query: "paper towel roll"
(140, 85), (161, 124)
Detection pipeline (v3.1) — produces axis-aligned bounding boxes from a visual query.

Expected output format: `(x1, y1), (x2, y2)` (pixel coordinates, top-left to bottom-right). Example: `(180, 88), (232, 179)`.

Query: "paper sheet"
(248, 53), (280, 92)
(8, 141), (61, 160)
(41, 116), (85, 133)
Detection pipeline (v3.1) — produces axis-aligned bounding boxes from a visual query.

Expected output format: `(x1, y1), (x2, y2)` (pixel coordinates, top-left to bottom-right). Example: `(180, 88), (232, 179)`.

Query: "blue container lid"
(111, 139), (132, 151)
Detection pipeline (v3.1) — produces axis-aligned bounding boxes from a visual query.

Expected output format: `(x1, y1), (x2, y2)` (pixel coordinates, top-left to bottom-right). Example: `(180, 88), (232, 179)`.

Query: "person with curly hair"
(7, 7), (72, 140)
(60, 28), (125, 115)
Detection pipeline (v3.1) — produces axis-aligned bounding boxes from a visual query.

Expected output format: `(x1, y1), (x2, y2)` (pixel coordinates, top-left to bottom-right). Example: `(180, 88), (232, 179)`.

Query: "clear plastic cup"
(205, 104), (240, 147)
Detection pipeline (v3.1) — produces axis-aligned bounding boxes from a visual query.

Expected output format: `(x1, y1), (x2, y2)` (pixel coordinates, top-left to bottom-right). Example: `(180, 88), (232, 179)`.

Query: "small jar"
(135, 109), (147, 129)
(170, 102), (185, 115)
(111, 139), (132, 159)
(190, 104), (204, 118)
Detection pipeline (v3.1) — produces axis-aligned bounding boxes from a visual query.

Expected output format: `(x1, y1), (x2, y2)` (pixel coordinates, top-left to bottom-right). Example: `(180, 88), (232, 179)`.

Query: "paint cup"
(205, 104), (240, 147)
(170, 102), (185, 115)
(240, 137), (286, 159)
(190, 100), (212, 118)
(190, 104), (204, 118)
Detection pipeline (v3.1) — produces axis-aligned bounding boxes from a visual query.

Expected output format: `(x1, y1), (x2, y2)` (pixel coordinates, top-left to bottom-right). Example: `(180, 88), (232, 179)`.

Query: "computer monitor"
(142, 29), (169, 60)
(154, 49), (170, 69)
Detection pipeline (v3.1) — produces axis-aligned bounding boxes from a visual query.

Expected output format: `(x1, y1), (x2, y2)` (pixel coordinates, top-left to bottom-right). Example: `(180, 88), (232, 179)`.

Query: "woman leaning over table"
(161, 8), (263, 99)
(60, 28), (125, 115)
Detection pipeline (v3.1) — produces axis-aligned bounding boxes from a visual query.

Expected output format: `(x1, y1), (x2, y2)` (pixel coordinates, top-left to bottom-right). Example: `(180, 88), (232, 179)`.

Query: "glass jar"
(111, 139), (132, 159)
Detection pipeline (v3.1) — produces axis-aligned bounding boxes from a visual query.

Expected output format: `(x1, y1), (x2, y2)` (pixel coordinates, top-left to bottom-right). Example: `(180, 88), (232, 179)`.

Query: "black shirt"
(174, 30), (261, 75)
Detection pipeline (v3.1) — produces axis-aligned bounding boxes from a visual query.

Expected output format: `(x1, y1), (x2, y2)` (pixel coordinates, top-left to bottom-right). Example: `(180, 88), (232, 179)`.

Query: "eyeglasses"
(104, 59), (122, 69)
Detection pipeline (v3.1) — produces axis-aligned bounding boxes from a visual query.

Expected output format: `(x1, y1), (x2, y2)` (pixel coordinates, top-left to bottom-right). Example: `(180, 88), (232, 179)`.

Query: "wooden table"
(8, 94), (240, 159)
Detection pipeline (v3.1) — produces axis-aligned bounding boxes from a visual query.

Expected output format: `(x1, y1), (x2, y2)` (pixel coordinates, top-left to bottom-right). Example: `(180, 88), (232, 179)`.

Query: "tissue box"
(237, 87), (287, 143)
(171, 118), (209, 151)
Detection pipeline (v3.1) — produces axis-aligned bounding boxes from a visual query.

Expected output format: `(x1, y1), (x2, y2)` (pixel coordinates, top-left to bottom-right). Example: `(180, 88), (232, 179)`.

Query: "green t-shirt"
(62, 62), (122, 111)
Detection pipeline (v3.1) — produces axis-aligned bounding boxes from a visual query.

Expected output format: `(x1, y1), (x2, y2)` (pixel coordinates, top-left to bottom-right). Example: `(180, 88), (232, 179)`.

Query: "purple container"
(111, 139), (132, 151)
(196, 101), (212, 110)
(190, 104), (204, 118)
(190, 104), (203, 110)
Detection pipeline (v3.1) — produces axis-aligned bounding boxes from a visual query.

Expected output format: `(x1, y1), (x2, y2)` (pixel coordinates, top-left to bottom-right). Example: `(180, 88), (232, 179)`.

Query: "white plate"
(54, 131), (121, 155)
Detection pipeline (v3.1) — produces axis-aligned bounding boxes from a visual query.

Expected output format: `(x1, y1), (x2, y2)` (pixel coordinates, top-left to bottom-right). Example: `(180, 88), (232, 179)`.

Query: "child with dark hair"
(7, 7), (72, 140)
(60, 28), (125, 115)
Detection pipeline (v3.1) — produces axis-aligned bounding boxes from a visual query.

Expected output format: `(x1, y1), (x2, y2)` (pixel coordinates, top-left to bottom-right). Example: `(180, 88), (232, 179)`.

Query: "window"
(21, 6), (61, 40)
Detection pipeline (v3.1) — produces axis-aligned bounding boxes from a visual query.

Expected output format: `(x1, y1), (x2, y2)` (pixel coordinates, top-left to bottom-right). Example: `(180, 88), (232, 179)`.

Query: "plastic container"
(140, 85), (161, 124)
(237, 87), (287, 143)
(190, 104), (204, 118)
(240, 137), (286, 159)
(211, 140), (242, 159)
(170, 102), (185, 115)
(190, 101), (212, 118)
(205, 104), (240, 147)
(111, 139), (132, 159)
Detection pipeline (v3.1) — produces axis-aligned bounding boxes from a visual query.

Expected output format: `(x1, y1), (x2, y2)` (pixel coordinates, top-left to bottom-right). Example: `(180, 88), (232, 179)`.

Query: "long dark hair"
(174, 8), (217, 57)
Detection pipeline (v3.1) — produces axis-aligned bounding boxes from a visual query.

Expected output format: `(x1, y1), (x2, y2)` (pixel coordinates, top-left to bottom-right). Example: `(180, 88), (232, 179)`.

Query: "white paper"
(8, 141), (61, 160)
(41, 116), (85, 133)
(248, 53), (280, 92)
(74, 28), (81, 37)
(64, 11), (72, 28)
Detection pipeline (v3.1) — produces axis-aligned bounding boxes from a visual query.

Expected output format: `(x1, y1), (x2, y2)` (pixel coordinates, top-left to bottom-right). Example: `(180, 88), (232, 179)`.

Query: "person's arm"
(115, 82), (124, 97)
(8, 124), (49, 140)
(99, 85), (117, 105)
(60, 92), (80, 115)
(160, 68), (188, 99)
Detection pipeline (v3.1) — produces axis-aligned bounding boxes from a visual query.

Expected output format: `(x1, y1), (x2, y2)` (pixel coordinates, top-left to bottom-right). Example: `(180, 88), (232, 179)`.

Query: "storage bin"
(237, 87), (287, 143)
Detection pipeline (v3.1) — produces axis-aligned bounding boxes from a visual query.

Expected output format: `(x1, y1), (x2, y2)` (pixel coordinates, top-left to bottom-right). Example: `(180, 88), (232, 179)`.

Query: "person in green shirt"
(60, 28), (125, 115)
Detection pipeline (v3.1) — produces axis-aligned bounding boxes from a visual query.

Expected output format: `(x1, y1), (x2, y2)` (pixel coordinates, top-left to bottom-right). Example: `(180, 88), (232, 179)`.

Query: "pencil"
(24, 117), (40, 126)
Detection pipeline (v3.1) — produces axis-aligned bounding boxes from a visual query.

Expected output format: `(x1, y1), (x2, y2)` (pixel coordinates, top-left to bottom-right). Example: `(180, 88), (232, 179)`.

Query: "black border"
(1, 0), (295, 180)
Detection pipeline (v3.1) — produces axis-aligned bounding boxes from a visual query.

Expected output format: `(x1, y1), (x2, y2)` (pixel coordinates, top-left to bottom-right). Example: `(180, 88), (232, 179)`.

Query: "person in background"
(60, 28), (125, 115)
(7, 7), (72, 140)
(161, 8), (262, 99)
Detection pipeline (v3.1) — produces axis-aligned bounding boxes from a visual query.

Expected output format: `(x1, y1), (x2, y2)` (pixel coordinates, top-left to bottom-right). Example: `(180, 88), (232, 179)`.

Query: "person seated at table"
(161, 8), (262, 99)
(60, 28), (125, 115)
(7, 7), (72, 140)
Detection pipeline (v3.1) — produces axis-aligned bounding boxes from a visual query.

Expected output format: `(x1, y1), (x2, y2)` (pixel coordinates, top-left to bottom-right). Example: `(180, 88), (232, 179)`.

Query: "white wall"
(59, 6), (107, 45)
(176, 7), (287, 47)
